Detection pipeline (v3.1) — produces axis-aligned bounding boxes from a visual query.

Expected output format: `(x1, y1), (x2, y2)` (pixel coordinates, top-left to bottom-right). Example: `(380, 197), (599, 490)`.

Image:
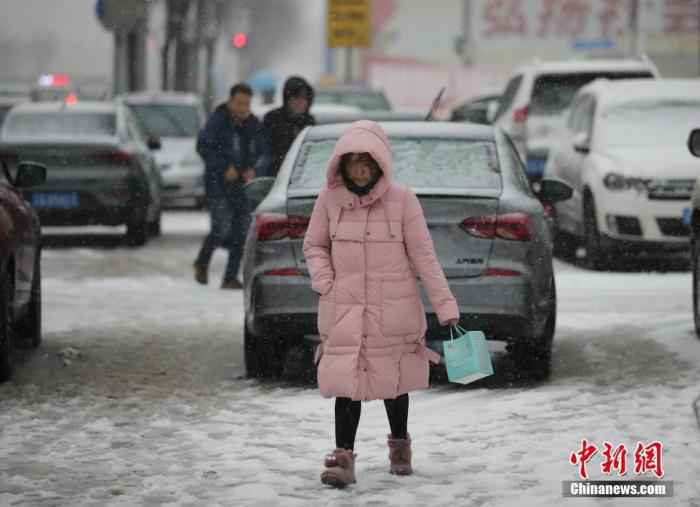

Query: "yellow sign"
(327, 0), (372, 48)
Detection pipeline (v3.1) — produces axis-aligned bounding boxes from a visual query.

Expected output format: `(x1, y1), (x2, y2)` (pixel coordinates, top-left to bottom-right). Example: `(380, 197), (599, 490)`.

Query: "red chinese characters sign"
(481, 0), (699, 39)
(569, 440), (665, 480)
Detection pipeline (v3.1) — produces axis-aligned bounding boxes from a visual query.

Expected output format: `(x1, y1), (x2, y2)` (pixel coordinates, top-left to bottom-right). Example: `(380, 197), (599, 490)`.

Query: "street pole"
(345, 47), (353, 84)
(113, 30), (128, 96)
(628, 0), (641, 57)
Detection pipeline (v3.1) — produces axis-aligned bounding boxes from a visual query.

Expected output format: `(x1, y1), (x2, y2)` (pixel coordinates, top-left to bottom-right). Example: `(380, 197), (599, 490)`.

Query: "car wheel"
(16, 252), (41, 349)
(126, 214), (149, 246)
(244, 324), (287, 379)
(149, 213), (162, 237)
(244, 323), (263, 378)
(509, 278), (556, 381)
(583, 194), (609, 270)
(0, 271), (15, 382)
(693, 239), (700, 339)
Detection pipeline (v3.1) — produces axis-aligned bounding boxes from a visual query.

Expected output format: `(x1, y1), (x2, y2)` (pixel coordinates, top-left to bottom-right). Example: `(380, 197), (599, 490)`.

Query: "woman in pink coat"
(303, 120), (459, 488)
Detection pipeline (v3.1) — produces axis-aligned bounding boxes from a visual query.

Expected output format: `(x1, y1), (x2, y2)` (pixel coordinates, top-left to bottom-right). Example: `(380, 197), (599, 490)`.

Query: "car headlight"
(603, 173), (650, 192)
(181, 151), (203, 168)
(603, 172), (627, 191)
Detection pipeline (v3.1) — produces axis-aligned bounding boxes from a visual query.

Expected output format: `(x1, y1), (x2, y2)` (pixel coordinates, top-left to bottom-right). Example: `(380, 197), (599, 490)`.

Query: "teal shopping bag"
(442, 325), (494, 384)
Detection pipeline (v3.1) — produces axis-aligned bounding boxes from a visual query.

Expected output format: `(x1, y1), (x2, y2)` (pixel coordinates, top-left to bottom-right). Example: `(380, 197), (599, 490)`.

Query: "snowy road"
(1, 211), (699, 506)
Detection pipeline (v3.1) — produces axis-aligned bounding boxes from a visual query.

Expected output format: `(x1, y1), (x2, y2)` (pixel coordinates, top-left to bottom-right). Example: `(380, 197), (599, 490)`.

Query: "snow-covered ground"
(1, 211), (699, 506)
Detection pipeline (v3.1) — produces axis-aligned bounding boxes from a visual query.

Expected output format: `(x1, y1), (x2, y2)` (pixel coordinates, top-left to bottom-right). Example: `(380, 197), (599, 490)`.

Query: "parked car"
(493, 58), (659, 189)
(544, 79), (700, 269)
(315, 85), (392, 112)
(313, 110), (425, 126)
(687, 128), (700, 337)
(241, 121), (572, 381)
(450, 93), (501, 125)
(0, 160), (46, 381)
(120, 92), (206, 208)
(0, 97), (26, 128)
(0, 101), (162, 245)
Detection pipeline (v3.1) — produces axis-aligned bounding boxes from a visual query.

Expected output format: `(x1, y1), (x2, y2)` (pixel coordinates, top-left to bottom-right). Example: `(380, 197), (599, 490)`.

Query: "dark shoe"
(221, 279), (243, 290)
(193, 263), (208, 285)
(387, 434), (412, 475)
(321, 448), (356, 488)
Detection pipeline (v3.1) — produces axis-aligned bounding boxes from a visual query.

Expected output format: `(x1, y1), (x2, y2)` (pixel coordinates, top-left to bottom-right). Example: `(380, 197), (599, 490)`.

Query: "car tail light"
(485, 267), (521, 277)
(263, 268), (302, 276)
(256, 213), (309, 241)
(461, 213), (532, 241)
(93, 151), (133, 164)
(513, 105), (529, 124)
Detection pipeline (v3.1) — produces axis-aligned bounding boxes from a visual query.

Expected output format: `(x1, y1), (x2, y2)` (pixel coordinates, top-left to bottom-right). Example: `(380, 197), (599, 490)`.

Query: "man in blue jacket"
(194, 83), (268, 289)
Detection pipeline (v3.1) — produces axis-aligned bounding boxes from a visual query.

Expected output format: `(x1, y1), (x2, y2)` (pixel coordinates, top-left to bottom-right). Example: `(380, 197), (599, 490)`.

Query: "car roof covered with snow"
(118, 92), (202, 106)
(305, 121), (495, 142)
(579, 78), (700, 109)
(513, 57), (658, 77)
(6, 100), (119, 115)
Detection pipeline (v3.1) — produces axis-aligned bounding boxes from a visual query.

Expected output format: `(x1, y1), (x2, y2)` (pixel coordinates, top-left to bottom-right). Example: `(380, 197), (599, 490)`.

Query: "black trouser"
(195, 195), (250, 282)
(335, 394), (409, 451)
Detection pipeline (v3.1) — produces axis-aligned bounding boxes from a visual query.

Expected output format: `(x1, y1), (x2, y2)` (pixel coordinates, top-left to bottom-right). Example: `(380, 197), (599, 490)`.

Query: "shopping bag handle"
(448, 323), (467, 342)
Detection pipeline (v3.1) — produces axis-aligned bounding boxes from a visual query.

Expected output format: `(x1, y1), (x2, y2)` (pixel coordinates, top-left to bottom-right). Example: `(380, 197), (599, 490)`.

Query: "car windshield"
(128, 103), (200, 138)
(0, 105), (13, 127)
(531, 72), (654, 115)
(289, 137), (501, 191)
(1, 112), (117, 140)
(314, 91), (391, 111)
(598, 100), (700, 147)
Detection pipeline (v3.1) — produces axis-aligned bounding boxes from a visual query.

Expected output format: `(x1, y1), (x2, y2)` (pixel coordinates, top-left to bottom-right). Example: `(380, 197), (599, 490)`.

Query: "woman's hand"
(446, 318), (459, 327)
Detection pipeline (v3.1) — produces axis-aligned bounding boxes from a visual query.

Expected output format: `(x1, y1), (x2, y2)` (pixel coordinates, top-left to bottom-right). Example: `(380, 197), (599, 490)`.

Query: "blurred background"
(1, 0), (698, 114)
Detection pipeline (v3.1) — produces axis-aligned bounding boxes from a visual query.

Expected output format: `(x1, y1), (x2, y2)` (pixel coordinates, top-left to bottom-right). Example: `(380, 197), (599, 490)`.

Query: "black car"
(0, 160), (46, 381)
(0, 101), (163, 245)
(688, 129), (700, 337)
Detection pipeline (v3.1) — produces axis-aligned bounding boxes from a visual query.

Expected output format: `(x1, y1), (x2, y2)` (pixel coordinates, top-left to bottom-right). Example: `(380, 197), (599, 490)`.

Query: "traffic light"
(231, 32), (248, 49)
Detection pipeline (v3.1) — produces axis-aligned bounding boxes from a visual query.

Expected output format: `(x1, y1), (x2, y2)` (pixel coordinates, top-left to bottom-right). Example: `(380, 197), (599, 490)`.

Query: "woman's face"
(345, 153), (376, 187)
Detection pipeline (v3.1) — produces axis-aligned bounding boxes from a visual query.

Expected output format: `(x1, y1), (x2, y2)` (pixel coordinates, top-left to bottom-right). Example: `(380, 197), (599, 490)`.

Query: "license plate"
(682, 207), (691, 226)
(32, 192), (80, 209)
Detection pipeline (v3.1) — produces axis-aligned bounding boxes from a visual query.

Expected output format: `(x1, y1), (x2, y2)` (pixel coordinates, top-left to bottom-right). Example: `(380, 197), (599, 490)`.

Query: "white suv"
(493, 58), (659, 188)
(544, 78), (700, 269)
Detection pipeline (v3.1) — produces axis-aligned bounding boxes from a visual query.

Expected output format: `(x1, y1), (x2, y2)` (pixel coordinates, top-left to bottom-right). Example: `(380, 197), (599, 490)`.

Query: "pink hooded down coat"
(303, 121), (459, 401)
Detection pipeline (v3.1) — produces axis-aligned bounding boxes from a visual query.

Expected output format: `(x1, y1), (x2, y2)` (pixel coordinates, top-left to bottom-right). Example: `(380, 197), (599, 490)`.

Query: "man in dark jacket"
(262, 76), (316, 178)
(194, 83), (268, 289)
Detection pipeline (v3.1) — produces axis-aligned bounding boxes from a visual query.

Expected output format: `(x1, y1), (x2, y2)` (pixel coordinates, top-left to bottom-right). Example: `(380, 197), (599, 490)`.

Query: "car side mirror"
(573, 132), (590, 154)
(486, 100), (500, 124)
(147, 136), (162, 151)
(14, 161), (47, 188)
(688, 129), (700, 158)
(244, 176), (276, 210)
(538, 177), (573, 203)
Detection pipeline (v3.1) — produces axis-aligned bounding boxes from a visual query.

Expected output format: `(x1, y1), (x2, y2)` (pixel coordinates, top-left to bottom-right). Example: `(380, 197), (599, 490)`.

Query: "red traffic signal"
(231, 32), (248, 49)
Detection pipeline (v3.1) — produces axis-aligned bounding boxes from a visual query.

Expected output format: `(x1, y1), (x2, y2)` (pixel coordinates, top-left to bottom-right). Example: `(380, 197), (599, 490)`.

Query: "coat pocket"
(380, 278), (422, 336)
(317, 282), (336, 337)
(398, 351), (430, 393)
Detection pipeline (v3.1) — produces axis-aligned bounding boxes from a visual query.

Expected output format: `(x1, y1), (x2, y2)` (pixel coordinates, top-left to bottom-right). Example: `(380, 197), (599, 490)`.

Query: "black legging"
(335, 394), (409, 450)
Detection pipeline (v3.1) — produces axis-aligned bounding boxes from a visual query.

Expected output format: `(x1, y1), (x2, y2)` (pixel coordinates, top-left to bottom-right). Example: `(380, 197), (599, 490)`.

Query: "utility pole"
(96, 0), (148, 95)
(628, 0), (642, 57)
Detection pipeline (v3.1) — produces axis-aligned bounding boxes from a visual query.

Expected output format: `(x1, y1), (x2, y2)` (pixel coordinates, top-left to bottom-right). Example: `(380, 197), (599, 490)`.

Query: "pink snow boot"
(387, 434), (412, 475)
(320, 448), (356, 488)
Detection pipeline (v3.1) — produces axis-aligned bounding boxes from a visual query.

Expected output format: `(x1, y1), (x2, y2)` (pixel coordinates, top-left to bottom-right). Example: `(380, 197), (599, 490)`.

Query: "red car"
(0, 160), (46, 381)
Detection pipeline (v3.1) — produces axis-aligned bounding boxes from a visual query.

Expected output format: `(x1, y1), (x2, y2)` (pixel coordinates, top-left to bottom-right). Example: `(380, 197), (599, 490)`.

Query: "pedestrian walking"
(262, 76), (315, 178)
(194, 83), (268, 289)
(302, 121), (460, 488)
